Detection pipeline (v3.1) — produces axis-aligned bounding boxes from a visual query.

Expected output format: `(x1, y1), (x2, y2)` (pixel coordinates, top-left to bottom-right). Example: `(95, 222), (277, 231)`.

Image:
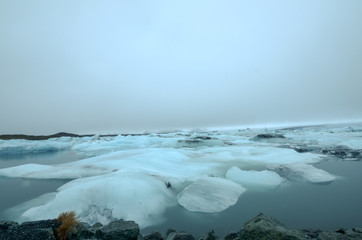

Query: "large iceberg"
(18, 171), (176, 228)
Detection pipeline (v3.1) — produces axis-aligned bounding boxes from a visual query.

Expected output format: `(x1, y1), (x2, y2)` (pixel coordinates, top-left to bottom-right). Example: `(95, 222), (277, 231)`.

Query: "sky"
(0, 0), (362, 134)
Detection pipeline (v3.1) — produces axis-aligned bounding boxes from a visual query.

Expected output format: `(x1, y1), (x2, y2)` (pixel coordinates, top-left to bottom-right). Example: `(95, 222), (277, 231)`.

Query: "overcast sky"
(1, 0), (361, 134)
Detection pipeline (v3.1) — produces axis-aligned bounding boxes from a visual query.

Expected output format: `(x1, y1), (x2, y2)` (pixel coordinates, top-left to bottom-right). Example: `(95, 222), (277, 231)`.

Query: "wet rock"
(239, 213), (304, 240)
(92, 222), (104, 230)
(319, 146), (362, 160)
(95, 219), (140, 240)
(254, 134), (286, 139)
(165, 229), (195, 240)
(68, 222), (95, 240)
(0, 221), (19, 239)
(198, 230), (218, 240)
(317, 231), (351, 240)
(223, 232), (239, 240)
(2, 219), (61, 240)
(144, 231), (164, 240)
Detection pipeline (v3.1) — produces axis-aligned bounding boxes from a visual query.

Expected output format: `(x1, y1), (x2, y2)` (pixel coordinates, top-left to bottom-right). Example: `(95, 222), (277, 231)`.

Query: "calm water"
(0, 150), (81, 220)
(143, 159), (362, 238)
(0, 150), (361, 238)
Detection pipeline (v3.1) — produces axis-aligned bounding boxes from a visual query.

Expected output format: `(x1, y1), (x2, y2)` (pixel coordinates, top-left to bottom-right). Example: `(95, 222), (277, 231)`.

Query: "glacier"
(0, 123), (361, 229)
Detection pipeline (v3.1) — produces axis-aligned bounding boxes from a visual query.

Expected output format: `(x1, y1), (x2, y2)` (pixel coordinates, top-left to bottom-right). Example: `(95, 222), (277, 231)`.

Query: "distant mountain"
(0, 132), (83, 140)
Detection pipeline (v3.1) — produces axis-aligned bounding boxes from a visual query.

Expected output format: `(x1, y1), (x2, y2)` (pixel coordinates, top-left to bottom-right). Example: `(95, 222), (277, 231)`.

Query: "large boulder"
(166, 229), (195, 240)
(68, 222), (96, 240)
(239, 213), (304, 240)
(0, 219), (61, 240)
(144, 231), (164, 240)
(199, 230), (218, 240)
(95, 219), (140, 240)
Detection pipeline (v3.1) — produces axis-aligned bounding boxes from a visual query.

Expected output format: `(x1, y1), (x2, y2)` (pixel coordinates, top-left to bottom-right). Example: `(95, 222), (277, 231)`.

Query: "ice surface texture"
(1, 124), (357, 228)
(178, 177), (246, 212)
(226, 166), (284, 188)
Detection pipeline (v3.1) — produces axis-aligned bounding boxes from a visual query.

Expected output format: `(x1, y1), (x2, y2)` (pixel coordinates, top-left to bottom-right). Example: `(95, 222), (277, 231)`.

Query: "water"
(143, 159), (362, 238)
(0, 150), (82, 220)
(0, 125), (361, 238)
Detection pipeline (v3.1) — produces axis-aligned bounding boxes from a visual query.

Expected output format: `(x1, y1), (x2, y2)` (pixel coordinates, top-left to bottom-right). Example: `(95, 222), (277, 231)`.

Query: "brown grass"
(56, 211), (79, 240)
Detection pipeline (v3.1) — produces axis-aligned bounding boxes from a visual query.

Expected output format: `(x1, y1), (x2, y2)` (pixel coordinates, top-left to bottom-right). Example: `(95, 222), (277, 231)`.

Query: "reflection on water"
(0, 150), (82, 220)
(0, 150), (83, 168)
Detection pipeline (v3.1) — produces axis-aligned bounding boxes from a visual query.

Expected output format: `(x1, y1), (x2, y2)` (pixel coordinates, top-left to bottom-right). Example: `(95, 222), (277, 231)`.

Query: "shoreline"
(1, 213), (361, 240)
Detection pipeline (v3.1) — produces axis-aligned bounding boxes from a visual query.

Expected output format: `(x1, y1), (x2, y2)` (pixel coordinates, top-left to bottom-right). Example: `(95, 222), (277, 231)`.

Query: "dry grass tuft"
(56, 211), (79, 240)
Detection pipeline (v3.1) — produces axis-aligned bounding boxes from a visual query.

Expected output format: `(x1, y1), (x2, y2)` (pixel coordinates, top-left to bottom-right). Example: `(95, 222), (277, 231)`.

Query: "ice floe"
(18, 172), (176, 228)
(0, 123), (358, 228)
(269, 163), (336, 183)
(177, 177), (246, 213)
(226, 166), (284, 188)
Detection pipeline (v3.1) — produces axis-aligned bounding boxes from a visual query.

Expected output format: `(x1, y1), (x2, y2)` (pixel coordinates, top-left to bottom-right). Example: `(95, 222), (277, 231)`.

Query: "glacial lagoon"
(0, 123), (361, 238)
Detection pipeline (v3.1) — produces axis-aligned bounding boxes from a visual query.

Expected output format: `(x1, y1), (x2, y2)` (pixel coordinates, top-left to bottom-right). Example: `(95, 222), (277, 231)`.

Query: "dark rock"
(199, 230), (218, 240)
(165, 229), (178, 240)
(166, 228), (177, 239)
(299, 229), (321, 239)
(335, 228), (346, 234)
(317, 231), (351, 240)
(345, 228), (362, 239)
(0, 221), (18, 232)
(96, 219), (140, 240)
(1, 219), (61, 240)
(92, 222), (103, 229)
(144, 231), (164, 240)
(239, 213), (303, 240)
(254, 134), (286, 139)
(0, 221), (19, 240)
(165, 229), (195, 240)
(292, 147), (309, 153)
(223, 232), (239, 240)
(68, 222), (95, 240)
(178, 140), (203, 145)
(193, 136), (213, 140)
(173, 232), (195, 240)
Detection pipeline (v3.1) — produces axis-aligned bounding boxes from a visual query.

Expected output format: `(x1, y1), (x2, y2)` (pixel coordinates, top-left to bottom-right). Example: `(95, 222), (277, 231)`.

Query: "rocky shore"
(1, 213), (361, 240)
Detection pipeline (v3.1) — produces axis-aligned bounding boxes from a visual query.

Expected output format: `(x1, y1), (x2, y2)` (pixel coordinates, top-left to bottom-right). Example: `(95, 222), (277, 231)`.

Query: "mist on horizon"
(1, 0), (362, 135)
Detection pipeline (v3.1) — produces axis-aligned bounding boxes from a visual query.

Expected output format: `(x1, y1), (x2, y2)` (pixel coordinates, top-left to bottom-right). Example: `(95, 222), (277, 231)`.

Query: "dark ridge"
(0, 132), (85, 140)
(0, 132), (149, 140)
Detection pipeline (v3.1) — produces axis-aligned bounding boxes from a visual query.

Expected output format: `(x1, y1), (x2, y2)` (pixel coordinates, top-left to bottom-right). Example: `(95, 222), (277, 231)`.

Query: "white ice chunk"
(269, 163), (336, 183)
(18, 172), (176, 228)
(177, 177), (246, 213)
(226, 166), (284, 188)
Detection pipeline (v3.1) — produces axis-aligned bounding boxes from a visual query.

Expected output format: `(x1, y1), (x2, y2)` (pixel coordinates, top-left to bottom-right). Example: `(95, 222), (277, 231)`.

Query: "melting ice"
(0, 123), (361, 228)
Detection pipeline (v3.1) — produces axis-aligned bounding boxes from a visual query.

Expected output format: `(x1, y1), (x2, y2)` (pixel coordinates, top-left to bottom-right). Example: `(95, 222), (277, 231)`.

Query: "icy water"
(0, 150), (81, 220)
(143, 160), (362, 237)
(0, 123), (361, 238)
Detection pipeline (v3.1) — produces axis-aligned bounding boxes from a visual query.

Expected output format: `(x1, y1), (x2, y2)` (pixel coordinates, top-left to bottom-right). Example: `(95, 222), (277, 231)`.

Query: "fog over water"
(1, 0), (361, 134)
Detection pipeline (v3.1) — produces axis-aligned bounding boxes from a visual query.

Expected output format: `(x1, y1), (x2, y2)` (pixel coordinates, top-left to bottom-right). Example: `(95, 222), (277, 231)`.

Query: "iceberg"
(17, 171), (176, 228)
(269, 163), (336, 183)
(1, 123), (358, 229)
(226, 166), (284, 188)
(177, 177), (246, 213)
